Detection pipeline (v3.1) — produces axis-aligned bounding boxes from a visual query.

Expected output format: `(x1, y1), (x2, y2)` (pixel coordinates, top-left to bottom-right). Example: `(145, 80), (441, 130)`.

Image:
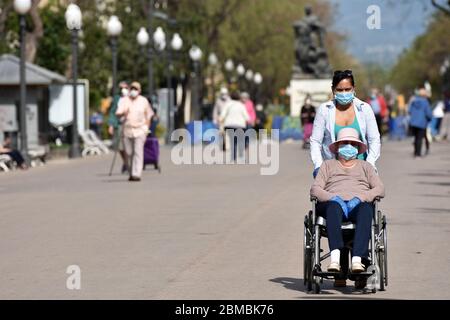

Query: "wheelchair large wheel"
(382, 215), (388, 287)
(303, 214), (314, 292)
(314, 276), (321, 294)
(303, 216), (309, 286)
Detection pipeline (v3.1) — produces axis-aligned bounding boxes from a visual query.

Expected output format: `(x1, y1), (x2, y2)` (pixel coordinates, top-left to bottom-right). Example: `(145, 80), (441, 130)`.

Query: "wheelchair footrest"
(313, 271), (344, 279)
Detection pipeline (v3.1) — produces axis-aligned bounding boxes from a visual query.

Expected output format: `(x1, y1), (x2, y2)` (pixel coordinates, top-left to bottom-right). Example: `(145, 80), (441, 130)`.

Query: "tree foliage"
(0, 0), (370, 116)
(390, 12), (450, 98)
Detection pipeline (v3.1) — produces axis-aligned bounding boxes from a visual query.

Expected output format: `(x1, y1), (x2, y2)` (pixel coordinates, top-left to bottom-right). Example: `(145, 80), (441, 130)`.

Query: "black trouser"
(375, 114), (383, 136)
(316, 201), (373, 259)
(1, 150), (25, 166)
(411, 126), (426, 157)
(225, 127), (245, 161)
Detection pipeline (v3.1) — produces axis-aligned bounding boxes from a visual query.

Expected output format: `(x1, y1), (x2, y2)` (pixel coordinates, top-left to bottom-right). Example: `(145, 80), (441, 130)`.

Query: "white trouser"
(123, 134), (146, 178)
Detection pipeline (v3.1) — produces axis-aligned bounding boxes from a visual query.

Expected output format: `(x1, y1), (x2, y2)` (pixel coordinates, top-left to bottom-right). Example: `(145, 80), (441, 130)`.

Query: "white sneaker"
(327, 262), (341, 272)
(351, 261), (365, 273)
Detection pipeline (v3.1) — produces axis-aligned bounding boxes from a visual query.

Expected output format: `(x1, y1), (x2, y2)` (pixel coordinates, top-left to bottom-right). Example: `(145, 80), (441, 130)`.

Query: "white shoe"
(351, 261), (365, 273)
(327, 262), (341, 272)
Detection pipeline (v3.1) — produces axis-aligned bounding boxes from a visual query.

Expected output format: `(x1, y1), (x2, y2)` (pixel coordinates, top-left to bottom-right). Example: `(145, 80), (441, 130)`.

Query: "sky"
(327, 0), (437, 66)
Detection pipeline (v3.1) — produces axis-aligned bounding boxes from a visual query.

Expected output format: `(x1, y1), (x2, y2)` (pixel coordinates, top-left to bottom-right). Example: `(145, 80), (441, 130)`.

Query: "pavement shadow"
(416, 193), (450, 198)
(416, 194), (450, 198)
(416, 181), (450, 187)
(101, 179), (130, 183)
(410, 173), (450, 177)
(417, 208), (450, 214)
(269, 277), (353, 295)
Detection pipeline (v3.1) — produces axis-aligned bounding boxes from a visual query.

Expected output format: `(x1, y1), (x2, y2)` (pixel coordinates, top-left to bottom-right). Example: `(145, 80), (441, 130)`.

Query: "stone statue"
(293, 6), (332, 78)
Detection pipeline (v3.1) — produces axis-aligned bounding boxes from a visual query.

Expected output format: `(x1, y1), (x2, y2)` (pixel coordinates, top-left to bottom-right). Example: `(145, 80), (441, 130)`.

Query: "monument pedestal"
(290, 77), (332, 117)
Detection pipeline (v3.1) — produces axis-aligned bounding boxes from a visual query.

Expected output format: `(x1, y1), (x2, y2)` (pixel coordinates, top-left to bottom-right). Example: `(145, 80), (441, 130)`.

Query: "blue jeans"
(316, 201), (373, 258)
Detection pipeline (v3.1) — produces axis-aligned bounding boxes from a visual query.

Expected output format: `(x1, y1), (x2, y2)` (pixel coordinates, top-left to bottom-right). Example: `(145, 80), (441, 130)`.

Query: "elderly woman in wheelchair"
(308, 127), (385, 290)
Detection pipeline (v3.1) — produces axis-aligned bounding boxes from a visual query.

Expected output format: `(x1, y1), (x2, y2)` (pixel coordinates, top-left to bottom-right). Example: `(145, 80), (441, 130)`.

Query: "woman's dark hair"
(230, 90), (241, 100)
(332, 70), (355, 89)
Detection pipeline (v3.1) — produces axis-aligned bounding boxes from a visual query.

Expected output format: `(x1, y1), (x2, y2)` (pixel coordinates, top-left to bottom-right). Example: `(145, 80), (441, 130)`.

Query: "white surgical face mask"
(121, 88), (129, 97)
(130, 89), (139, 98)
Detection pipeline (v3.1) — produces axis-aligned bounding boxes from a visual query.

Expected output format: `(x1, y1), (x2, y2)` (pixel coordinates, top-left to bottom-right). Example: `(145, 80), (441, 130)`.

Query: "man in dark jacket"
(409, 88), (432, 158)
(108, 81), (130, 173)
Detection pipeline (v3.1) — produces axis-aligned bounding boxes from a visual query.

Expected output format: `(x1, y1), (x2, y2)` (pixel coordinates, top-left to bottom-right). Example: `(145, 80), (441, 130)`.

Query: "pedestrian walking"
(310, 69), (381, 288)
(438, 92), (450, 141)
(213, 87), (231, 151)
(367, 88), (388, 138)
(431, 100), (445, 138)
(220, 91), (249, 161)
(408, 87), (432, 158)
(300, 94), (316, 149)
(241, 92), (256, 150)
(109, 81), (130, 174)
(311, 70), (381, 176)
(115, 81), (154, 182)
(255, 104), (267, 133)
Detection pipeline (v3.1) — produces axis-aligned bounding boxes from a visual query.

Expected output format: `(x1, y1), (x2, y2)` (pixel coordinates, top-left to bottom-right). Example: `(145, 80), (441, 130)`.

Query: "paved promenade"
(0, 139), (449, 299)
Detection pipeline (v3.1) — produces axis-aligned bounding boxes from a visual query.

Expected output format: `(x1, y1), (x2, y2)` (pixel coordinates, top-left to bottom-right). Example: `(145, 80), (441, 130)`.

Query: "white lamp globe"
(171, 33), (183, 51)
(65, 4), (82, 30)
(208, 53), (218, 66)
(236, 64), (245, 76)
(245, 69), (254, 81)
(14, 0), (32, 15)
(137, 27), (149, 46)
(254, 73), (263, 84)
(225, 59), (234, 72)
(153, 27), (166, 46)
(107, 15), (122, 37)
(189, 45), (203, 62)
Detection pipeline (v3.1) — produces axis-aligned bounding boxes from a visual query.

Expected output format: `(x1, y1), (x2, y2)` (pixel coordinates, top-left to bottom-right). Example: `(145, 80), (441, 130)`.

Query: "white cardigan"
(310, 97), (381, 169)
(220, 100), (249, 128)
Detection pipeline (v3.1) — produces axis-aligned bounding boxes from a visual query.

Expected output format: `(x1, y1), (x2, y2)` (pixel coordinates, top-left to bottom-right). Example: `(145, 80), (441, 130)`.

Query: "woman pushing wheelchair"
(310, 127), (385, 275)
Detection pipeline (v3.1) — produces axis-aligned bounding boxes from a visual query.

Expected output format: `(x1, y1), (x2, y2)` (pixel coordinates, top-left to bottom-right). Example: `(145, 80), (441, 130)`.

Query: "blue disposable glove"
(330, 196), (349, 218)
(313, 167), (320, 179)
(346, 197), (361, 213)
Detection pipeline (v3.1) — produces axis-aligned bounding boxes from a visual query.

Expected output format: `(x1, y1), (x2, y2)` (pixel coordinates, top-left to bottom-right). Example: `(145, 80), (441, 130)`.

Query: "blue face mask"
(335, 92), (355, 105)
(338, 144), (359, 160)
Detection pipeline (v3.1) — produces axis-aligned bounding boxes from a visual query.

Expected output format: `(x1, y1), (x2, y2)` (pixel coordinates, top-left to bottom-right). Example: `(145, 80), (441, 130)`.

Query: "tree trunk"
(175, 74), (190, 129)
(25, 0), (43, 62)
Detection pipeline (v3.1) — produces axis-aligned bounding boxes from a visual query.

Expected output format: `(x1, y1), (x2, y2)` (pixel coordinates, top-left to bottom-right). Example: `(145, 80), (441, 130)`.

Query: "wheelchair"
(303, 196), (388, 294)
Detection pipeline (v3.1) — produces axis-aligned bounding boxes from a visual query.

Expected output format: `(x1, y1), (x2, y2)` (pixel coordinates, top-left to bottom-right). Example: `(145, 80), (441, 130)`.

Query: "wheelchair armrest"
(373, 196), (382, 203)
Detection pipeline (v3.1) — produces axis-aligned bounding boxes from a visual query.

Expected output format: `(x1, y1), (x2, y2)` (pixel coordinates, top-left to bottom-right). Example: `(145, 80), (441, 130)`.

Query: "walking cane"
(129, 137), (135, 179)
(108, 122), (123, 176)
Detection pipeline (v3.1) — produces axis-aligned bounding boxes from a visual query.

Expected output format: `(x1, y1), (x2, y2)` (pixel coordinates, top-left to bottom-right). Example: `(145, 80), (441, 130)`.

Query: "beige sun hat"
(328, 127), (367, 155)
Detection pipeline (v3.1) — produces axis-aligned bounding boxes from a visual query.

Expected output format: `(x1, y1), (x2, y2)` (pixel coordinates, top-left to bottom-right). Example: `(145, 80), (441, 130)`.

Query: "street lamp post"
(189, 45), (203, 121)
(224, 59), (234, 86)
(107, 16), (123, 100)
(167, 33), (183, 143)
(254, 72), (263, 104)
(153, 27), (183, 144)
(245, 69), (254, 95)
(236, 63), (245, 91)
(65, 3), (82, 158)
(208, 53), (218, 104)
(147, 0), (154, 101)
(137, 26), (152, 98)
(14, 0), (32, 164)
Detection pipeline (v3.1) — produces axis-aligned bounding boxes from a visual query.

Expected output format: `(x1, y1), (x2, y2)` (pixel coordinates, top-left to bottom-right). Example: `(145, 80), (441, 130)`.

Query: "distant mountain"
(328, 0), (436, 66)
